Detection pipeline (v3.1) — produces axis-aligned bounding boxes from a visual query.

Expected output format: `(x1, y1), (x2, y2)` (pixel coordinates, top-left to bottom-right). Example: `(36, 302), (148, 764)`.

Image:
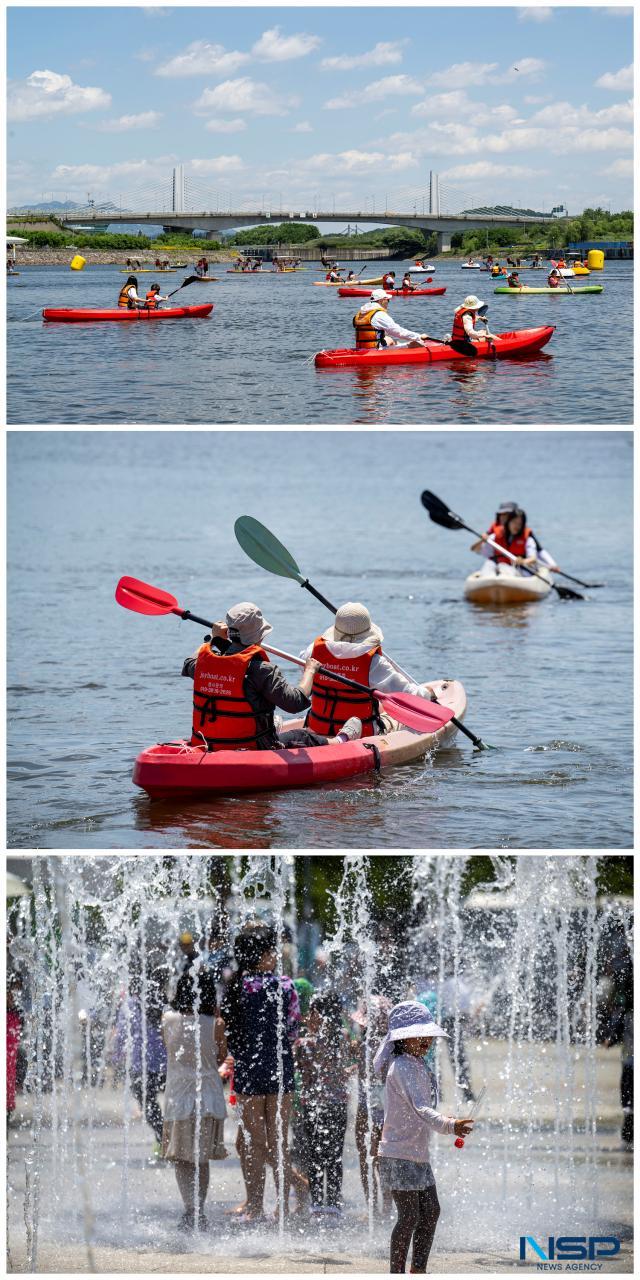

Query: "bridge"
(48, 168), (562, 253)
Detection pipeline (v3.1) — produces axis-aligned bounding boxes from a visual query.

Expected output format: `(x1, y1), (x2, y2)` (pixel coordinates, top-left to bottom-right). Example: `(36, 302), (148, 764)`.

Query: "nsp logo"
(519, 1237), (620, 1262)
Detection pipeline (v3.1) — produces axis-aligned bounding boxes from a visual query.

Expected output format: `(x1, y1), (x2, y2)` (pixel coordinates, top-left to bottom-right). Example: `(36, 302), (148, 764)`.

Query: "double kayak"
(132, 679), (466, 798)
(464, 562), (552, 605)
(315, 325), (555, 369)
(337, 286), (446, 297)
(409, 265), (435, 273)
(42, 304), (214, 322)
(494, 285), (603, 295)
(313, 276), (384, 287)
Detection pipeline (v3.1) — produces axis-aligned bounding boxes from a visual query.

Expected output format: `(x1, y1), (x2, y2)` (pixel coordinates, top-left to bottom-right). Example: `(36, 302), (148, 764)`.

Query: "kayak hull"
(42, 304), (214, 322)
(338, 286), (446, 297)
(464, 564), (552, 605)
(315, 326), (555, 369)
(132, 678), (466, 798)
(494, 285), (603, 295)
(409, 266), (435, 273)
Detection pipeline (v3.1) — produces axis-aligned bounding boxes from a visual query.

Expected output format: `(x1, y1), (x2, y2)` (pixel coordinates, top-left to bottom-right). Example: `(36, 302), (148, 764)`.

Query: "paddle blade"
(554, 583), (584, 601)
(420, 490), (465, 532)
(115, 575), (179, 616)
(234, 516), (304, 582)
(377, 691), (454, 734)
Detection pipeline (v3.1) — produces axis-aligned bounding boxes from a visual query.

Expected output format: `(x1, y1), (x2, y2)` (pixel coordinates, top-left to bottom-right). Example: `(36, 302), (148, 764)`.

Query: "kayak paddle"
(165, 275), (206, 299)
(553, 568), (605, 589)
(114, 576), (453, 736)
(420, 490), (584, 601)
(233, 516), (491, 750)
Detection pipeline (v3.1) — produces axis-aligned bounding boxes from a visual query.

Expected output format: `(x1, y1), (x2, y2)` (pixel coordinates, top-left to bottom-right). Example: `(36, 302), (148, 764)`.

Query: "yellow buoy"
(587, 249), (604, 271)
(70, 254), (86, 271)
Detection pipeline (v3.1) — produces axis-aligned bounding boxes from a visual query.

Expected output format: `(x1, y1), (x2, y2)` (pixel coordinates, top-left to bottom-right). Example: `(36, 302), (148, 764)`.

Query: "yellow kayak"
(313, 276), (384, 287)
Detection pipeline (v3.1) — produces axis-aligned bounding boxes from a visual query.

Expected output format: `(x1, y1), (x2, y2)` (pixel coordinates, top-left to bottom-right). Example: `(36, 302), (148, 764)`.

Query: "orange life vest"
(145, 291), (158, 309)
(118, 283), (135, 309)
(486, 521), (503, 538)
(451, 306), (477, 344)
(353, 305), (385, 349)
(306, 637), (381, 737)
(490, 524), (532, 564)
(191, 644), (273, 750)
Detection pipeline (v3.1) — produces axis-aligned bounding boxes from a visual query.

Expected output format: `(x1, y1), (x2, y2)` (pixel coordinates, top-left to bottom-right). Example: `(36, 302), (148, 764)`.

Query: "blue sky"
(7, 5), (634, 215)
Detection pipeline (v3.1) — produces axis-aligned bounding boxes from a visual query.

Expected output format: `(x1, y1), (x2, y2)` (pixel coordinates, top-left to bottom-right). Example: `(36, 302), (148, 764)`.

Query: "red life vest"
(353, 305), (385, 349)
(382, 274), (395, 288)
(490, 524), (532, 564)
(451, 306), (477, 343)
(191, 644), (273, 750)
(306, 637), (381, 736)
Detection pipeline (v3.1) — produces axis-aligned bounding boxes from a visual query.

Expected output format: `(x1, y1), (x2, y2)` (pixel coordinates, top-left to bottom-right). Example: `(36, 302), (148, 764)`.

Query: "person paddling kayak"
(145, 283), (169, 309)
(506, 271), (522, 289)
(473, 508), (560, 574)
(353, 289), (430, 350)
(300, 603), (442, 737)
(118, 276), (147, 309)
(547, 268), (563, 289)
(381, 270), (396, 290)
(183, 602), (363, 751)
(448, 295), (498, 349)
(401, 272), (416, 291)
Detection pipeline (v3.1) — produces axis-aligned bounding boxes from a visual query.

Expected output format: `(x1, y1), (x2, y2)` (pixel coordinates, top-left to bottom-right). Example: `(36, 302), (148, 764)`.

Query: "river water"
(7, 429), (632, 849)
(6, 258), (632, 425)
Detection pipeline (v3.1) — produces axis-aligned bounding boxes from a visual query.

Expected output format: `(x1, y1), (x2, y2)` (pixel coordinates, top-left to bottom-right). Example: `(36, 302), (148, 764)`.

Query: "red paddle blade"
(115, 575), (180, 616)
(376, 692), (454, 734)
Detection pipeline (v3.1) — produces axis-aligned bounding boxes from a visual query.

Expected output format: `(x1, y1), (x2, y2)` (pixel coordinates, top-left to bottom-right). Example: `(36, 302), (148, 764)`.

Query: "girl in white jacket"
(373, 1002), (474, 1274)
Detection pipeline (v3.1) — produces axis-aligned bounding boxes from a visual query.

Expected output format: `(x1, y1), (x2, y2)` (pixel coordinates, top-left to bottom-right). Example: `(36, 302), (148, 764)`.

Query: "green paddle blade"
(234, 515), (305, 583)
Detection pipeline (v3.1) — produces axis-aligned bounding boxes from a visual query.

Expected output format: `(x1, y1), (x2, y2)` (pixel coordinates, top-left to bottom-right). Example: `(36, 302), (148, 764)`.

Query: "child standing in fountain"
(295, 991), (350, 1215)
(161, 965), (228, 1230)
(374, 1002), (474, 1274)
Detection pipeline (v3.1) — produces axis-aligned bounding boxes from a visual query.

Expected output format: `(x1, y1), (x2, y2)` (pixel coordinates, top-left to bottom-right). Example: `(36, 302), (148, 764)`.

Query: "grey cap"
(225, 602), (273, 646)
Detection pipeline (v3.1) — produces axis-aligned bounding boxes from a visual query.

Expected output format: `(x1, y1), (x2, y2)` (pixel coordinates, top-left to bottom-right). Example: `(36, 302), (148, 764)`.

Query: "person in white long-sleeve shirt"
(353, 288), (429, 350)
(300, 602), (443, 738)
(373, 1001), (474, 1274)
(474, 507), (560, 576)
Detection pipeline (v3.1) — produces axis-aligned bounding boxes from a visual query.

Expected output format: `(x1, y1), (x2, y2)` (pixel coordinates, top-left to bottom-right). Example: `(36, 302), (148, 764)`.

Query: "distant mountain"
(9, 200), (120, 213)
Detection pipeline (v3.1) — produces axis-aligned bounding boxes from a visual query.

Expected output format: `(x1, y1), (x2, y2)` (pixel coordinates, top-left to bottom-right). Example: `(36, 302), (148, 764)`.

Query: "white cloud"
(442, 160), (542, 180)
(194, 78), (299, 116)
(156, 41), (249, 77)
(8, 69), (111, 122)
(428, 58), (545, 89)
(595, 64), (633, 91)
(97, 110), (163, 132)
(325, 74), (423, 109)
(290, 121), (313, 133)
(320, 42), (406, 71)
(412, 91), (519, 125)
(602, 157), (633, 177)
(204, 118), (247, 134)
(252, 26), (321, 62)
(429, 61), (498, 88)
(518, 7), (553, 21)
(524, 93), (552, 104)
(190, 156), (245, 174)
(530, 99), (633, 127)
(304, 148), (417, 175)
(52, 157), (174, 187)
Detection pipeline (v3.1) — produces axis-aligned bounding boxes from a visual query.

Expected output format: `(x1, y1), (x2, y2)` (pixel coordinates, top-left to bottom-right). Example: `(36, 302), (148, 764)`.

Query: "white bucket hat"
(225, 602), (273, 646)
(370, 287), (392, 301)
(373, 1000), (449, 1075)
(323, 601), (384, 644)
(463, 294), (484, 310)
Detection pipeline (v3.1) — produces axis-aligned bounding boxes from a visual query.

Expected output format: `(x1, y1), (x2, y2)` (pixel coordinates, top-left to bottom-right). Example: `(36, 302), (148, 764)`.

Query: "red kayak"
(338, 286), (446, 297)
(42, 304), (214, 323)
(132, 680), (465, 798)
(315, 326), (554, 369)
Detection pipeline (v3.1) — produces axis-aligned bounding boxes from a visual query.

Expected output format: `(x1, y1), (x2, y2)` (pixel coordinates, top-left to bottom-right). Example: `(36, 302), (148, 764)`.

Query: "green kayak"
(494, 285), (603, 295)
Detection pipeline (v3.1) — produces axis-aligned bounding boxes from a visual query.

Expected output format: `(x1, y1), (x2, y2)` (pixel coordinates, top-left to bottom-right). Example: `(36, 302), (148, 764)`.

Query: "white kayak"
(464, 561), (552, 605)
(410, 265), (436, 273)
(461, 262), (482, 269)
(555, 268), (575, 278)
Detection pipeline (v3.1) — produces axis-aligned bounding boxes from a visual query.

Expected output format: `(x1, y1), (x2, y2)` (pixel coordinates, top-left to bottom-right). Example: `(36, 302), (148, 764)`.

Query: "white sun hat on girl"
(373, 1000), (449, 1075)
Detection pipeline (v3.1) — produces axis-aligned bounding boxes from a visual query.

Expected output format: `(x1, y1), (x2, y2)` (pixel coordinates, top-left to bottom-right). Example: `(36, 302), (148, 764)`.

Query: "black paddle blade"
(420, 490), (465, 531)
(554, 583), (585, 602)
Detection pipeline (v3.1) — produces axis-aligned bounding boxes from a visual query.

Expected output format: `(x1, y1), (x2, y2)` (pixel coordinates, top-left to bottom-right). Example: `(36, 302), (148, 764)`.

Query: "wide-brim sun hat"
(373, 1000), (449, 1075)
(463, 295), (484, 310)
(225, 601), (273, 646)
(323, 601), (384, 645)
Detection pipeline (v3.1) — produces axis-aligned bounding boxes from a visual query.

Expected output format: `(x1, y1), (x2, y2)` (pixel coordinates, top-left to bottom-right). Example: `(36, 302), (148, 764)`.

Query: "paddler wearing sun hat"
(448, 293), (498, 347)
(353, 288), (430, 350)
(300, 602), (442, 738)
